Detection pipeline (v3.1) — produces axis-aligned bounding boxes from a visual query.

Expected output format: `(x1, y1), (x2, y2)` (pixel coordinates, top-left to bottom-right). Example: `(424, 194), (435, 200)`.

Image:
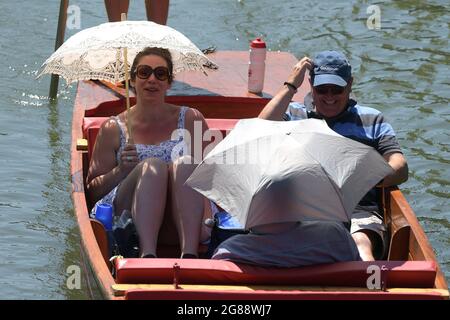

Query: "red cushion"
(82, 117), (108, 137)
(205, 118), (238, 133)
(82, 117), (109, 159)
(82, 117), (239, 159)
(115, 259), (437, 288)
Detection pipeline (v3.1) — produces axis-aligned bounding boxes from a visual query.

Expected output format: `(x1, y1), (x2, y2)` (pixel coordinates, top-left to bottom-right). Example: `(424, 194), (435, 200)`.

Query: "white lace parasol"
(38, 20), (218, 84)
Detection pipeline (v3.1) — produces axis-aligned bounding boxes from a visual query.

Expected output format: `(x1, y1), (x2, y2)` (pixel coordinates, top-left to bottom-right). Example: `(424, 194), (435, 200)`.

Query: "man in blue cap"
(259, 51), (409, 261)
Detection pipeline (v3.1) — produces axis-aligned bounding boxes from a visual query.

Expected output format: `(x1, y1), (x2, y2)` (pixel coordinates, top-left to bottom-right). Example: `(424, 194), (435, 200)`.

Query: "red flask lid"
(250, 38), (266, 48)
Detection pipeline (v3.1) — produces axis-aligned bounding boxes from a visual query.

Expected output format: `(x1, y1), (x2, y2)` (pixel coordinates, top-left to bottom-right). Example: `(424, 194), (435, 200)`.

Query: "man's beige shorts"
(351, 210), (388, 259)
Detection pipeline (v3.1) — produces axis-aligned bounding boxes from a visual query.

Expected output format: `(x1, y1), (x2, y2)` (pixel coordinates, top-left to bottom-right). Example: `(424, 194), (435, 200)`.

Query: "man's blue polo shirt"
(284, 98), (403, 208)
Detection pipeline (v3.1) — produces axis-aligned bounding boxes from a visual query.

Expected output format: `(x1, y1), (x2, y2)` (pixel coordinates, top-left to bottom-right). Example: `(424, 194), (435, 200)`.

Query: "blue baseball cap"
(311, 51), (352, 87)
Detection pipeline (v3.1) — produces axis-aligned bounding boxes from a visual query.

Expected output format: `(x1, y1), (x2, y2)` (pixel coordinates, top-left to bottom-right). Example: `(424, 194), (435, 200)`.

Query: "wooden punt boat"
(71, 50), (448, 300)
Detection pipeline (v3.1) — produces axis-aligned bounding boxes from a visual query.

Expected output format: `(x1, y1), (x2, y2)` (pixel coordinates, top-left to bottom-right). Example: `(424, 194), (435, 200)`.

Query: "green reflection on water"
(44, 97), (93, 299)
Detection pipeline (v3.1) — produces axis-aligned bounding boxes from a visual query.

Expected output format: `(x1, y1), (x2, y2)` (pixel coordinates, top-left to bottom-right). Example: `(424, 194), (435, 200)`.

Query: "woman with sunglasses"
(86, 47), (210, 259)
(258, 50), (408, 261)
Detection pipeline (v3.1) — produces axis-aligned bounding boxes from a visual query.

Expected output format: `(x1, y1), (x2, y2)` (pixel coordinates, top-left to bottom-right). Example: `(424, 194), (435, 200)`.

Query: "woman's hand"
(118, 144), (139, 175)
(286, 56), (314, 89)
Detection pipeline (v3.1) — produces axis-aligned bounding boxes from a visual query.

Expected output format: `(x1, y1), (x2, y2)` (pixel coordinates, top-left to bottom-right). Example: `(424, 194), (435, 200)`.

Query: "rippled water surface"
(0, 0), (448, 299)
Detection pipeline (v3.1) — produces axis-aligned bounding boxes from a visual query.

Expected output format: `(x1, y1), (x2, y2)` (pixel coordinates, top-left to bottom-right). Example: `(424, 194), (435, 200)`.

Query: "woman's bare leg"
(145, 0), (169, 24)
(170, 156), (204, 257)
(104, 0), (130, 22)
(115, 158), (168, 257)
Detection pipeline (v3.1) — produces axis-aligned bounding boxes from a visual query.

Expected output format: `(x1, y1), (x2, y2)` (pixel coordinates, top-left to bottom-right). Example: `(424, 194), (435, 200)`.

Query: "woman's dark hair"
(130, 47), (174, 83)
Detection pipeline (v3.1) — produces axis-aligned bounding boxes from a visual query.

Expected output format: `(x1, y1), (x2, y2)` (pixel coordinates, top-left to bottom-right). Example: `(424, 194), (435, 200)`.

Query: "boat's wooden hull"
(71, 51), (448, 300)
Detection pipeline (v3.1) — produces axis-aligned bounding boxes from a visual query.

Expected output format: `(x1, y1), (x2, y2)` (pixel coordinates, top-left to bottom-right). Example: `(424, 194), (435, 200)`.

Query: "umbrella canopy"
(186, 118), (393, 229)
(37, 20), (218, 84)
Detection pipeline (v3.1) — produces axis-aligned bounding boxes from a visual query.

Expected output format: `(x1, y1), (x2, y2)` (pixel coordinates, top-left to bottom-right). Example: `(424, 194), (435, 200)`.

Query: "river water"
(0, 0), (448, 299)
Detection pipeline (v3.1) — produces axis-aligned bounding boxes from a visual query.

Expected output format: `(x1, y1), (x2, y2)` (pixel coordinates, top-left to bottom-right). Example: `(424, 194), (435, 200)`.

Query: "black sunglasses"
(314, 85), (346, 95)
(135, 65), (171, 81)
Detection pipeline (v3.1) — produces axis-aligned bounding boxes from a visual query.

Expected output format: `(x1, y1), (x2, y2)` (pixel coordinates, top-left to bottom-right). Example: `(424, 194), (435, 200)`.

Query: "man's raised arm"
(258, 57), (313, 120)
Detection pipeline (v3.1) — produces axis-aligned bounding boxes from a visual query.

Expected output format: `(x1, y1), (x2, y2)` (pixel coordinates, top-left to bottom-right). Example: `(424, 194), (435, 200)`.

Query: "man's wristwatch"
(283, 82), (298, 93)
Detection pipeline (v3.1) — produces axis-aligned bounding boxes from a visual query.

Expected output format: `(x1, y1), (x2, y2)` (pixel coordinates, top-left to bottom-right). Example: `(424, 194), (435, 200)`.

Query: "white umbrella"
(186, 118), (393, 229)
(38, 19), (218, 139)
(38, 20), (218, 84)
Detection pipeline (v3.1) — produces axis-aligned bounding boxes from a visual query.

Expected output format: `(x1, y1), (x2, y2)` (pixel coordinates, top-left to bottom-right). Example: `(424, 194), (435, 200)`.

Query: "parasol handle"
(124, 47), (133, 144)
(121, 13), (133, 144)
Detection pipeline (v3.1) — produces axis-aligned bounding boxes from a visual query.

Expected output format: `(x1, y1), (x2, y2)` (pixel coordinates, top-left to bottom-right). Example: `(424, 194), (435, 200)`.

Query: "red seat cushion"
(82, 117), (108, 138)
(205, 118), (238, 134)
(82, 117), (239, 159)
(82, 117), (108, 158)
(115, 259), (437, 288)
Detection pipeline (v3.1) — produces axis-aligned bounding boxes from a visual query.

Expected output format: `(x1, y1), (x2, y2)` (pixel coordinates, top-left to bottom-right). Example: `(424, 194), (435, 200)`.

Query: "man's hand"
(118, 144), (139, 175)
(286, 57), (314, 89)
(258, 57), (314, 121)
